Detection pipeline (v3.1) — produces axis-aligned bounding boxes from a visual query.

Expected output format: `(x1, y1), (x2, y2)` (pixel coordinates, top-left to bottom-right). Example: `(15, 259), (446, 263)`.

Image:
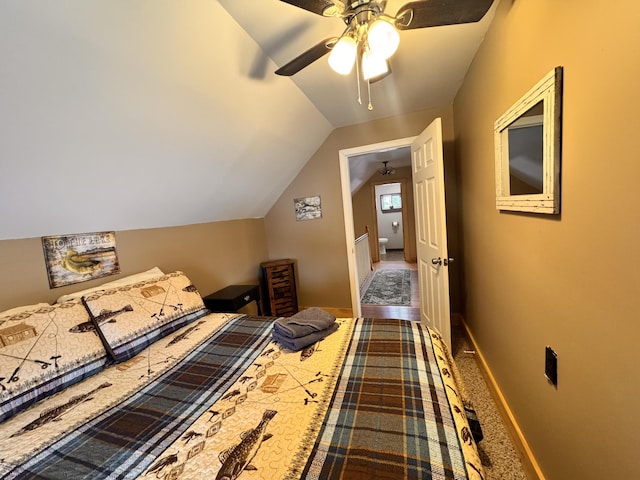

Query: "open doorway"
(340, 119), (454, 346)
(338, 137), (418, 319)
(376, 182), (404, 258)
(364, 181), (419, 321)
(373, 181), (407, 263)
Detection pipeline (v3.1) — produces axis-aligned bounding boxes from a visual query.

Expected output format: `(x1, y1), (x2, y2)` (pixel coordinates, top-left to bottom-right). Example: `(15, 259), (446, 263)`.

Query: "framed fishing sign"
(41, 231), (120, 288)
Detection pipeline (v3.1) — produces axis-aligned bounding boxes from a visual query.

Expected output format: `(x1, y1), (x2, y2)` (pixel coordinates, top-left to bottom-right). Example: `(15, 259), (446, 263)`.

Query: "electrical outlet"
(545, 346), (558, 386)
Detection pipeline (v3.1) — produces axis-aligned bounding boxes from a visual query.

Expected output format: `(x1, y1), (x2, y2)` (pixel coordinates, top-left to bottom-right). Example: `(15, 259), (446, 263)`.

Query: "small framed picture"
(294, 195), (322, 221)
(41, 231), (120, 288)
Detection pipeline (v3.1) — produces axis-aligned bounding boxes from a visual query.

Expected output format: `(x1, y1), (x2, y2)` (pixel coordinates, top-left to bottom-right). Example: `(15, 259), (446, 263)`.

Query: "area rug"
(361, 269), (411, 306)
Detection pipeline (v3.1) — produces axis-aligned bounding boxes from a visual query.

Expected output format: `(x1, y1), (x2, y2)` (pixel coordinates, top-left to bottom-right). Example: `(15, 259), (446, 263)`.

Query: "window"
(380, 193), (402, 213)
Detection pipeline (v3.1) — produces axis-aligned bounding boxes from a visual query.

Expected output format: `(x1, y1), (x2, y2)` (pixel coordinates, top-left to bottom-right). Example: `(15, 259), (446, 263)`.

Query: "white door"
(412, 118), (452, 348)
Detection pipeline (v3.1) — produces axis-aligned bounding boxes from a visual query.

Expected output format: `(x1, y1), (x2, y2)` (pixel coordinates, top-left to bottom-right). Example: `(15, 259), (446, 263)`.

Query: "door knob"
(443, 257), (454, 266)
(431, 257), (442, 265)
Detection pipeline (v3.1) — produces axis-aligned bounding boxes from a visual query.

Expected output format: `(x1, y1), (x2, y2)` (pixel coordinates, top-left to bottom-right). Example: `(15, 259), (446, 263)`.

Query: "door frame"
(339, 136), (416, 317)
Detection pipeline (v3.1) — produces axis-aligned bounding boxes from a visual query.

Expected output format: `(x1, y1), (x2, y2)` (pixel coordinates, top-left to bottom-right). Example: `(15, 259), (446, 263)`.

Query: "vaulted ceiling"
(219, 0), (497, 127)
(0, 1), (496, 240)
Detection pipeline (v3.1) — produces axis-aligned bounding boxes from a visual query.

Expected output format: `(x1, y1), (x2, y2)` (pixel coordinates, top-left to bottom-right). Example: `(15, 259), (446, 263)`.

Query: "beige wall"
(352, 166), (417, 263)
(0, 219), (268, 311)
(453, 0), (640, 478)
(263, 106), (464, 312)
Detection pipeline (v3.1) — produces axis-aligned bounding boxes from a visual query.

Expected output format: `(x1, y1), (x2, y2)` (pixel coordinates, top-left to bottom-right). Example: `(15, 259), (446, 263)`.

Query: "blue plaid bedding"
(0, 315), (484, 480)
(297, 318), (482, 480)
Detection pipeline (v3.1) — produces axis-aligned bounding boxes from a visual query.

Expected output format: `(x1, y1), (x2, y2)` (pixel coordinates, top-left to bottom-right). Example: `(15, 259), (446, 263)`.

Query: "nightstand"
(203, 284), (261, 315)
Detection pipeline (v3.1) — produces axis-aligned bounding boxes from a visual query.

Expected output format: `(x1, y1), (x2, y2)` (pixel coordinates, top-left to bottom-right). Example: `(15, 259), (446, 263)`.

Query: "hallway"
(360, 249), (420, 321)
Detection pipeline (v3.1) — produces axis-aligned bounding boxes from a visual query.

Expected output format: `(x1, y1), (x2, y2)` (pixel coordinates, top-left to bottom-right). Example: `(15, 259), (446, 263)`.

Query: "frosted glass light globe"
(328, 35), (357, 75)
(367, 19), (400, 60)
(362, 49), (389, 80)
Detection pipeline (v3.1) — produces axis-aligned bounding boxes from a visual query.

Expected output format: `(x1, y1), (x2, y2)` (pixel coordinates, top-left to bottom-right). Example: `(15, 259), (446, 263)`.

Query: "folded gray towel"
(288, 307), (336, 330)
(272, 308), (336, 339)
(273, 318), (316, 339)
(272, 322), (339, 351)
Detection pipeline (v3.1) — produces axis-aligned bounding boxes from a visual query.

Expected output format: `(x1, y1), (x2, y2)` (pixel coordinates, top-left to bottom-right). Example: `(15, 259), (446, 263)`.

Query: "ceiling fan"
(379, 161), (395, 175)
(275, 0), (495, 82)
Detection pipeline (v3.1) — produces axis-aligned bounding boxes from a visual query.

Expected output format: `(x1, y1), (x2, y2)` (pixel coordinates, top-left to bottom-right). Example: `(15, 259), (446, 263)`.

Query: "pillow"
(55, 267), (164, 304)
(81, 271), (207, 362)
(0, 300), (109, 423)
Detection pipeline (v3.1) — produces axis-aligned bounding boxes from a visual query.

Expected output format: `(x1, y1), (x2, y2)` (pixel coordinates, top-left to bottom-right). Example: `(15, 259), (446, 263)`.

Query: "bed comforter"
(0, 314), (484, 480)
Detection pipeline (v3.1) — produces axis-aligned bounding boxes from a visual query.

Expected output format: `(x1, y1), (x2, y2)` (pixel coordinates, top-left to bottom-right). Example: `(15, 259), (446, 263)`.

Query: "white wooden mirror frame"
(494, 67), (563, 214)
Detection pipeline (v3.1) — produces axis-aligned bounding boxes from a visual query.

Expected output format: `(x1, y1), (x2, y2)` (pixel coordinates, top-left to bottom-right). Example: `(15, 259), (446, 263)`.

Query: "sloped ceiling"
(0, 1), (332, 240)
(349, 146), (411, 194)
(0, 0), (496, 241)
(218, 0), (497, 127)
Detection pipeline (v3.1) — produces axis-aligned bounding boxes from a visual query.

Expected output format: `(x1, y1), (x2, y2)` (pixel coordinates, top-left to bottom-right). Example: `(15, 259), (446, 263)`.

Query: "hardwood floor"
(360, 249), (420, 321)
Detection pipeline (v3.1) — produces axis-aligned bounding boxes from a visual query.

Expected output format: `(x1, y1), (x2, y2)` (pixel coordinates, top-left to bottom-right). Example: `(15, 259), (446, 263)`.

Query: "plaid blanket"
(298, 318), (482, 480)
(0, 316), (483, 480)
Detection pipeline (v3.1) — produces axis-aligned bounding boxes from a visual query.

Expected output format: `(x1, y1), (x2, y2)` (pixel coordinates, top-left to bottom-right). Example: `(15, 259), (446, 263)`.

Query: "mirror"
(495, 67), (563, 214)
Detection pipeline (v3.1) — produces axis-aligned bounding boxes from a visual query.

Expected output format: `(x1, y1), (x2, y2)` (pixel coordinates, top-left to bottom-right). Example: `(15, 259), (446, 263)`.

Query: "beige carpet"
(452, 323), (529, 479)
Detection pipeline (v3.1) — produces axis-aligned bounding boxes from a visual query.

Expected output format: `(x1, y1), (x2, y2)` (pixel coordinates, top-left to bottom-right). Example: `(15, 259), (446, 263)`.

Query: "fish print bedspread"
(0, 314), (483, 480)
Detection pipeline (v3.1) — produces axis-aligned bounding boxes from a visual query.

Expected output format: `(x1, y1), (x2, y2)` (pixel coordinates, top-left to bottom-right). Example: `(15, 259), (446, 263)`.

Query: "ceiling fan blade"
(275, 38), (338, 76)
(280, 0), (341, 17)
(395, 0), (494, 30)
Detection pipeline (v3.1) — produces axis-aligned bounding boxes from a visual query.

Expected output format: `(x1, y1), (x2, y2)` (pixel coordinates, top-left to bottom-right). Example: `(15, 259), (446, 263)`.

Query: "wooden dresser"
(260, 259), (298, 317)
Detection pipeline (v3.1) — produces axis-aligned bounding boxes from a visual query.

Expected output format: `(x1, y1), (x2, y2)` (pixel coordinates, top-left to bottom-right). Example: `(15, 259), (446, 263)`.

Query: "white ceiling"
(0, 1), (332, 240)
(349, 146), (411, 194)
(0, 1), (496, 240)
(218, 0), (498, 127)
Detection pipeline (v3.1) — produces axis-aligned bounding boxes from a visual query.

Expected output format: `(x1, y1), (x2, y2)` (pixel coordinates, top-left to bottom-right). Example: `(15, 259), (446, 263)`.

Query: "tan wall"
(263, 106), (463, 312)
(0, 219), (268, 311)
(453, 0), (640, 478)
(352, 166), (417, 263)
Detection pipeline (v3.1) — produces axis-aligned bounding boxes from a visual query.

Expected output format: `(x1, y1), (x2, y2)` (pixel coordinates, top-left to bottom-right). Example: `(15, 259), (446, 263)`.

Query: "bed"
(0, 270), (484, 479)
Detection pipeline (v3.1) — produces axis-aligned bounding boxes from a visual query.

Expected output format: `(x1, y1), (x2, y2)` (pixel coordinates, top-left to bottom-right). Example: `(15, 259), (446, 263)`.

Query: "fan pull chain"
(356, 56), (362, 105)
(367, 78), (373, 110)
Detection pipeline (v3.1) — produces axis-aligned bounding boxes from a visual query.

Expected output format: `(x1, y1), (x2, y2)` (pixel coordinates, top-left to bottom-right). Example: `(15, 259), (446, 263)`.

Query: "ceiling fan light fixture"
(378, 161), (396, 175)
(277, 0), (495, 108)
(367, 19), (400, 59)
(362, 48), (389, 80)
(328, 35), (357, 75)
